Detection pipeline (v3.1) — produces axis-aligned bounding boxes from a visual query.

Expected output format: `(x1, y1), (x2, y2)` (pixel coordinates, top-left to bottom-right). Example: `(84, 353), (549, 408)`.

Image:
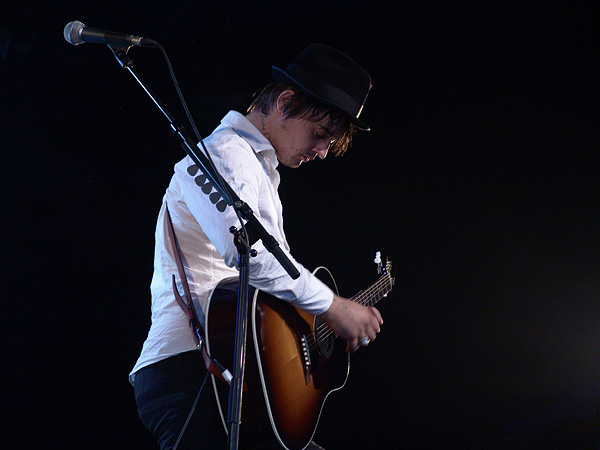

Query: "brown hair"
(247, 81), (355, 156)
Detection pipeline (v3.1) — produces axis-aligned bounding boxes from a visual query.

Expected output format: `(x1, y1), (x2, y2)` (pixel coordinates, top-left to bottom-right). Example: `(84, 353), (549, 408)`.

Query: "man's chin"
(281, 159), (303, 169)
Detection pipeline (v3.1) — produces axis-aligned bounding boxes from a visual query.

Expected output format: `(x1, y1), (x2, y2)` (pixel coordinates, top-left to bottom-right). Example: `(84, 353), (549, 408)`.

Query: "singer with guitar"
(130, 43), (383, 450)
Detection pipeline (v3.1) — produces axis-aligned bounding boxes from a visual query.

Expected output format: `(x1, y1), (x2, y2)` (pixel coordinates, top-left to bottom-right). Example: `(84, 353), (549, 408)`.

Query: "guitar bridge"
(301, 334), (312, 385)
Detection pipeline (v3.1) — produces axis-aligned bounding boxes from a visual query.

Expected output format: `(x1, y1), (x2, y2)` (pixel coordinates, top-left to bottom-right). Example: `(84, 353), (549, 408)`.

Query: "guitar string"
(306, 269), (393, 351)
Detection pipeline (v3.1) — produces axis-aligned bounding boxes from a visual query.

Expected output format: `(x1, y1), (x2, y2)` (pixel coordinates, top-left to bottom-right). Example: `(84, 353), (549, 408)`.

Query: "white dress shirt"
(130, 111), (334, 377)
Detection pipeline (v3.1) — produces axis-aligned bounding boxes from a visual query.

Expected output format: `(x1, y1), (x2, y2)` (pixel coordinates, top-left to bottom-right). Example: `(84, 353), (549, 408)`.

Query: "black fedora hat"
(272, 43), (372, 131)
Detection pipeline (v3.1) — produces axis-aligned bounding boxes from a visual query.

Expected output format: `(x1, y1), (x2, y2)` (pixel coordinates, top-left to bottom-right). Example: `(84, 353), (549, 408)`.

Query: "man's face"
(271, 114), (337, 168)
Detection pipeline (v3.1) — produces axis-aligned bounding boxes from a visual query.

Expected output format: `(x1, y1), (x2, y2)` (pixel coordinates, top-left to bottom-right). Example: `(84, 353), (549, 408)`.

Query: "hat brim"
(272, 66), (370, 131)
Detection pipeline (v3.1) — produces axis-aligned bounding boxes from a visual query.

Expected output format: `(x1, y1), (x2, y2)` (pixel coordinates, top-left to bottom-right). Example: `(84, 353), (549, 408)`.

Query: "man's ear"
(275, 89), (296, 115)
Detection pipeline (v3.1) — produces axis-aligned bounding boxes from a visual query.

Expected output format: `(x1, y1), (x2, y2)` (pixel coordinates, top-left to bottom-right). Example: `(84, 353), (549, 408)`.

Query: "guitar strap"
(165, 204), (237, 388)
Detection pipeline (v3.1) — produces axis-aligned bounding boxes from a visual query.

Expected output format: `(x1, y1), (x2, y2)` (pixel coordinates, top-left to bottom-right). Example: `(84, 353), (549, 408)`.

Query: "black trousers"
(133, 350), (288, 450)
(133, 350), (227, 450)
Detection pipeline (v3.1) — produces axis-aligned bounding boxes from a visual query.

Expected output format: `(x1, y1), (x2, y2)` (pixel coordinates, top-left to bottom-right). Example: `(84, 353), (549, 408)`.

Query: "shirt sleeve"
(173, 131), (334, 315)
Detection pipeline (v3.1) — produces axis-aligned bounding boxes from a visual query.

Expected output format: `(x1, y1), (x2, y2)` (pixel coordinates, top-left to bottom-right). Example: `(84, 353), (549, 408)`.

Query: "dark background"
(2, 1), (598, 449)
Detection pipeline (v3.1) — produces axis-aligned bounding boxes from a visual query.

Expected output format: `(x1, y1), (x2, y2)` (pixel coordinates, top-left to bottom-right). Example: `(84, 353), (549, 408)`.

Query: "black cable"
(172, 367), (211, 450)
(156, 44), (252, 248)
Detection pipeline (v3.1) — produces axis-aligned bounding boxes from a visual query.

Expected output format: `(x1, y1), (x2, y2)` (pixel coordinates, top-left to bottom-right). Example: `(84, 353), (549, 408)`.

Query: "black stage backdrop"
(1, 2), (598, 449)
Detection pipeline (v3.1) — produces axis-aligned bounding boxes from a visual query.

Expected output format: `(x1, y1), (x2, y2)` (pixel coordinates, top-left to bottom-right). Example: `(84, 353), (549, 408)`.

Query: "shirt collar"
(220, 110), (275, 155)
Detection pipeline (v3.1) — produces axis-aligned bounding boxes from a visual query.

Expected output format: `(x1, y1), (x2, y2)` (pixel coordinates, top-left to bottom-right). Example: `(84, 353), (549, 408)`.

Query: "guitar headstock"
(374, 252), (394, 296)
(374, 251), (392, 275)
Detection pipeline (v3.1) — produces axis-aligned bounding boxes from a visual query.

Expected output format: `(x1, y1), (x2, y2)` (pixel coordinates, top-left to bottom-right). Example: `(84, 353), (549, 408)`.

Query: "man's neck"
(246, 110), (271, 141)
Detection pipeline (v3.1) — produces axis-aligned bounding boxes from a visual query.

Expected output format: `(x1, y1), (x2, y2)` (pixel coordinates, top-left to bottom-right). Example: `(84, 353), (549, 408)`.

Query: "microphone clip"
(109, 46), (134, 69)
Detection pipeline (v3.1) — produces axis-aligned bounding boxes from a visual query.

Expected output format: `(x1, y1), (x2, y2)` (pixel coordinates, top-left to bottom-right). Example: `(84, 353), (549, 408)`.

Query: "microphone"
(63, 20), (158, 47)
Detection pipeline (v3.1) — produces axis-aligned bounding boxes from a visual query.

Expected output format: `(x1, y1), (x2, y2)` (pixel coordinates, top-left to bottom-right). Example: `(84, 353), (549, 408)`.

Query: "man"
(130, 43), (383, 450)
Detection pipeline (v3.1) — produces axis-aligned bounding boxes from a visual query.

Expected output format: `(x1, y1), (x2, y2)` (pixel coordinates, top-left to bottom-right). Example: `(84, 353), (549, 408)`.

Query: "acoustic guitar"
(204, 256), (394, 449)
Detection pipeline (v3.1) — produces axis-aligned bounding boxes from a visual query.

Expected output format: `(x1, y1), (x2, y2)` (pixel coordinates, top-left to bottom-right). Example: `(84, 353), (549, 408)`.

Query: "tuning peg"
(374, 251), (381, 264)
(374, 251), (382, 274)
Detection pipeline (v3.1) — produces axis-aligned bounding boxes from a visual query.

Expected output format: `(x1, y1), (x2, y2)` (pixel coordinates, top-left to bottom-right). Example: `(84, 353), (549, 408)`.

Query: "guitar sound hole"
(314, 316), (335, 358)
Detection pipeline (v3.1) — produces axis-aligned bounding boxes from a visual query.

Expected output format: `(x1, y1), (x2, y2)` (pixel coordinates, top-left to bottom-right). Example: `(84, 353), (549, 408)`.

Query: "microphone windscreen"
(64, 21), (85, 45)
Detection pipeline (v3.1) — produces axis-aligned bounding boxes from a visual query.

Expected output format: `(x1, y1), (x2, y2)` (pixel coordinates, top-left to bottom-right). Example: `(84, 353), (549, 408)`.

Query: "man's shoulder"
(203, 128), (258, 169)
(205, 124), (253, 150)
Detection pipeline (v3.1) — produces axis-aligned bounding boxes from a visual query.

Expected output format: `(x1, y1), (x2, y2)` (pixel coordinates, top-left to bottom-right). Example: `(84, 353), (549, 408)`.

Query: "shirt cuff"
(292, 268), (334, 315)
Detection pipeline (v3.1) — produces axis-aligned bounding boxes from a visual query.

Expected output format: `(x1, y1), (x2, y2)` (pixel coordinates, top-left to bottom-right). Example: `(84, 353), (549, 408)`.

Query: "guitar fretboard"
(350, 261), (394, 307)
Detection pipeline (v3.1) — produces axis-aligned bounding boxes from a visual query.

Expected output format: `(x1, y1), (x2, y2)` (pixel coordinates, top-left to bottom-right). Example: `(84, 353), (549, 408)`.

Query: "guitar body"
(204, 259), (394, 449)
(205, 268), (349, 450)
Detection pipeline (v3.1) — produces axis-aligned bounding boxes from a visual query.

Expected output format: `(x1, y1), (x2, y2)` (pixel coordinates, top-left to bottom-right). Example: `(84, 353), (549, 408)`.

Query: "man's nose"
(314, 142), (330, 159)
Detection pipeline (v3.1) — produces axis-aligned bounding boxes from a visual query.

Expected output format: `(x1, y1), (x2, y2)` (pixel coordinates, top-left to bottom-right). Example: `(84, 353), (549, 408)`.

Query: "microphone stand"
(108, 45), (300, 449)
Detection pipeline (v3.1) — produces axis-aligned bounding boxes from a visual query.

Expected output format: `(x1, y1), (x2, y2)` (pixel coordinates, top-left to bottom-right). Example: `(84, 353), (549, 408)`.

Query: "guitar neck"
(349, 261), (394, 307)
